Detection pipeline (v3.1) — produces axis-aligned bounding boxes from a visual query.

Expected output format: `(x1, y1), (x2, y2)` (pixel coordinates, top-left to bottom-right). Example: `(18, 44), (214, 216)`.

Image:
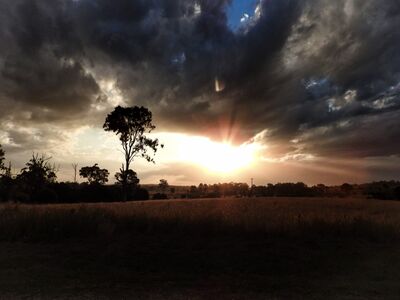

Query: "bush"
(394, 186), (400, 200)
(79, 184), (121, 203)
(31, 188), (58, 203)
(0, 177), (14, 202)
(131, 187), (149, 201)
(152, 193), (168, 200)
(45, 183), (149, 203)
(365, 181), (399, 200)
(11, 190), (30, 203)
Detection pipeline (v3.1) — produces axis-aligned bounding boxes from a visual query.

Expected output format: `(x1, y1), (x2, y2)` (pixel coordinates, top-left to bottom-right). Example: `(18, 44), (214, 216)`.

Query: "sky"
(0, 0), (400, 186)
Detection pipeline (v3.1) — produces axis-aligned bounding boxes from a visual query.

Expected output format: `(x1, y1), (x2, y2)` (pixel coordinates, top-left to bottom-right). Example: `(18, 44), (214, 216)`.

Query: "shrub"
(31, 188), (59, 203)
(394, 186), (400, 200)
(152, 193), (168, 200)
(131, 187), (149, 200)
(12, 191), (30, 203)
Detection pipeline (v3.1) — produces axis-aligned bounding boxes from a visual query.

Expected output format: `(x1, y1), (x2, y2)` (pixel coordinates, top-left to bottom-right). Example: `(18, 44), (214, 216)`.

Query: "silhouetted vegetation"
(79, 164), (109, 185)
(158, 178), (169, 193)
(114, 168), (139, 186)
(15, 154), (58, 203)
(103, 105), (162, 201)
(0, 148), (149, 203)
(1, 141), (399, 203)
(363, 181), (400, 200)
(152, 192), (168, 200)
(163, 181), (400, 201)
(0, 144), (4, 170)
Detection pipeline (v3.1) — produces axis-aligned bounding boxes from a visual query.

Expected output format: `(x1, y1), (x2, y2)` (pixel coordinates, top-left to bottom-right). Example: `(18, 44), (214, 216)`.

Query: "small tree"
(79, 164), (109, 185)
(115, 167), (140, 200)
(3, 162), (12, 178)
(158, 179), (169, 193)
(0, 144), (5, 171)
(19, 153), (57, 183)
(341, 183), (353, 194)
(103, 105), (162, 201)
(115, 167), (140, 186)
(17, 153), (58, 196)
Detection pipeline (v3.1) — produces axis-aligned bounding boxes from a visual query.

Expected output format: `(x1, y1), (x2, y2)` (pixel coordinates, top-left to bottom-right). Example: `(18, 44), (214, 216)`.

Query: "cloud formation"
(0, 0), (399, 174)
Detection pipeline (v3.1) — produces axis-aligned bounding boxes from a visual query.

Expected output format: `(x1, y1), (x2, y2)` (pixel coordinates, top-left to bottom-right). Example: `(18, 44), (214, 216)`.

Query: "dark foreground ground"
(0, 198), (399, 299)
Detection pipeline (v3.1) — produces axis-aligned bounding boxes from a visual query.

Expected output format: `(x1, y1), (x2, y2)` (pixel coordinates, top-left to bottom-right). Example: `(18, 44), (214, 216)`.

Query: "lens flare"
(215, 77), (225, 92)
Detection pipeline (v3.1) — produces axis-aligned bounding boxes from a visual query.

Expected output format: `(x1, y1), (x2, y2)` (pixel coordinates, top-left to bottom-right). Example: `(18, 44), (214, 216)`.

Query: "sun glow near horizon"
(18, 128), (266, 183)
(177, 135), (262, 174)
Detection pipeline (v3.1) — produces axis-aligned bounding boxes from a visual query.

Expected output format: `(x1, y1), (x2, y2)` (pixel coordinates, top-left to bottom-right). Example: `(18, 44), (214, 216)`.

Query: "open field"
(0, 197), (400, 299)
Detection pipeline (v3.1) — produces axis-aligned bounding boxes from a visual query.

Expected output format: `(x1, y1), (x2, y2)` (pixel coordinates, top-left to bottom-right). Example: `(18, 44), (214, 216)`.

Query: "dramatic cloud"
(0, 0), (399, 183)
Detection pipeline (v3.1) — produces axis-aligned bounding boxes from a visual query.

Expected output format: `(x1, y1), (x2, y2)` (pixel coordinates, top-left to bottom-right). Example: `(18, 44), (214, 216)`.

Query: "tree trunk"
(122, 159), (129, 202)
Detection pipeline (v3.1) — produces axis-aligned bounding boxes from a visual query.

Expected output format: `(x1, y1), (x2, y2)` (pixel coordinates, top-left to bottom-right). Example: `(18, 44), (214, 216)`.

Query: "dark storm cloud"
(298, 110), (400, 158)
(0, 0), (101, 124)
(0, 0), (400, 160)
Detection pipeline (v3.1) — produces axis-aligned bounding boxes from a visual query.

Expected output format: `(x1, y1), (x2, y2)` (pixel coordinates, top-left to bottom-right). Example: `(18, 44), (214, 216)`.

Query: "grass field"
(0, 197), (399, 299)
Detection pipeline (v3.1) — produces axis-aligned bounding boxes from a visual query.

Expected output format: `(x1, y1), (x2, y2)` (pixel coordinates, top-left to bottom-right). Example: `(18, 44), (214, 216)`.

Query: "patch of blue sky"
(226, 0), (258, 31)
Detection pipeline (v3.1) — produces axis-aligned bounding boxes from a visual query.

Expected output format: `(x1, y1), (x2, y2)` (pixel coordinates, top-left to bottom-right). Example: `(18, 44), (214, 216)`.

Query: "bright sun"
(179, 136), (260, 174)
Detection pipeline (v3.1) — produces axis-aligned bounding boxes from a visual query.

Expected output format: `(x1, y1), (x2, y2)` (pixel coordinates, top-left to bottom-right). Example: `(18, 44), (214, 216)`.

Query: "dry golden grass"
(1, 197), (400, 299)
(1, 197), (399, 241)
(99, 197), (400, 227)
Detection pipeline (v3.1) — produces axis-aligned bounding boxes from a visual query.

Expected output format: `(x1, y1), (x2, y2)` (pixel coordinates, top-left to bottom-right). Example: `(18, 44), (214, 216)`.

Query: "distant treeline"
(1, 147), (400, 203)
(1, 175), (400, 204)
(167, 181), (400, 201)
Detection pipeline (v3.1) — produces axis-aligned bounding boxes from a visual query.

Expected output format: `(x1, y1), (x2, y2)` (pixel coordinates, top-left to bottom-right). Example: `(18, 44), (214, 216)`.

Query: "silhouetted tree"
(3, 161), (12, 178)
(0, 144), (5, 171)
(18, 153), (57, 185)
(311, 184), (328, 197)
(198, 183), (208, 194)
(103, 106), (162, 201)
(115, 167), (140, 186)
(234, 183), (249, 197)
(188, 185), (200, 198)
(341, 183), (353, 194)
(79, 164), (109, 185)
(159, 179), (169, 193)
(17, 153), (58, 202)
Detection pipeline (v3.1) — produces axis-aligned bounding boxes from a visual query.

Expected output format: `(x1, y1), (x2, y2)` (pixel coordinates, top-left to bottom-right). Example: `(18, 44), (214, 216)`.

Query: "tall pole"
(72, 163), (78, 183)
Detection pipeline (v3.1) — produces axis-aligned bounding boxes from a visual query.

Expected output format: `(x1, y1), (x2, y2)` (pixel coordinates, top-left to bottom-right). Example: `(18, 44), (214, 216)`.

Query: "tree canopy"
(103, 106), (162, 165)
(79, 164), (109, 185)
(17, 153), (57, 193)
(115, 168), (139, 186)
(158, 179), (169, 192)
